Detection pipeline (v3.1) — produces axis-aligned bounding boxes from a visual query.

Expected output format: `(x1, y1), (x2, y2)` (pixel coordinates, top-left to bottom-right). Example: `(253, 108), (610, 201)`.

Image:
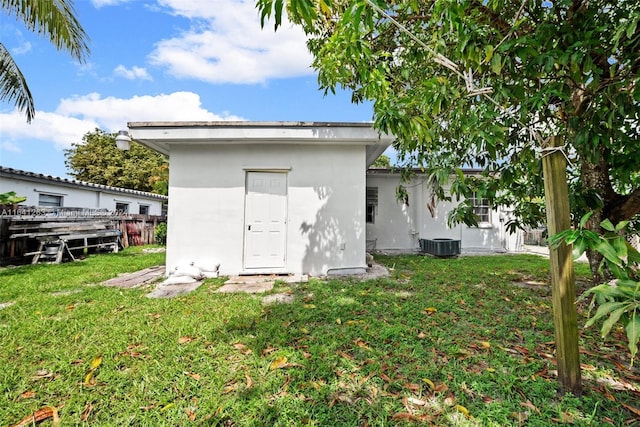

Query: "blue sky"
(1, 0), (379, 179)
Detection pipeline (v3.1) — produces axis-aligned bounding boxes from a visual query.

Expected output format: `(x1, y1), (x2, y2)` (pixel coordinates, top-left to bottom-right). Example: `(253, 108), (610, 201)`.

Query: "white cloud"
(11, 41), (32, 55)
(1, 140), (22, 153)
(149, 0), (313, 84)
(0, 110), (99, 150)
(114, 65), (153, 81)
(0, 92), (244, 150)
(90, 0), (132, 7)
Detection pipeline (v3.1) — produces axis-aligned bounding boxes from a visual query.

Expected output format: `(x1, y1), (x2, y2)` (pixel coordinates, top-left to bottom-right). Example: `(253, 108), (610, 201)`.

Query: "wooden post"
(542, 136), (582, 395)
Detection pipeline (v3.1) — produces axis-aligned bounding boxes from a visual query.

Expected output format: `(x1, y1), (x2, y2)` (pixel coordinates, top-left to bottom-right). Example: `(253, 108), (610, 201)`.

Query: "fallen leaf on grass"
(270, 356), (289, 370)
(455, 404), (470, 417)
(337, 350), (354, 360)
(520, 400), (540, 414)
(378, 373), (392, 383)
(621, 403), (640, 417)
(223, 383), (239, 394)
(403, 383), (421, 393)
(84, 355), (103, 386)
(405, 397), (427, 406)
(417, 331), (427, 339)
(30, 369), (54, 380)
(422, 378), (435, 390)
(392, 412), (420, 421)
(178, 336), (194, 344)
(160, 403), (174, 412)
(551, 411), (575, 424)
(423, 307), (438, 314)
(185, 409), (196, 421)
(479, 341), (491, 349)
(303, 304), (316, 309)
(245, 371), (254, 389)
(232, 343), (253, 355)
(80, 402), (93, 422)
(18, 391), (35, 400)
(184, 372), (201, 381)
(355, 339), (370, 350)
(261, 347), (277, 356)
(269, 357), (303, 370)
(434, 383), (449, 393)
(10, 406), (61, 427)
(90, 355), (102, 369)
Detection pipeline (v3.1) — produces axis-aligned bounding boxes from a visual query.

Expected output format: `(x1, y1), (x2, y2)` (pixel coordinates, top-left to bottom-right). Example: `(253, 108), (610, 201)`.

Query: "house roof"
(366, 167), (485, 175)
(127, 121), (394, 167)
(0, 166), (168, 200)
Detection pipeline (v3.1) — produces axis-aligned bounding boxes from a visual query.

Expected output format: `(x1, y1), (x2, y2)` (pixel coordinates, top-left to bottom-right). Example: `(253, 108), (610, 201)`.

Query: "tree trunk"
(579, 150), (614, 283)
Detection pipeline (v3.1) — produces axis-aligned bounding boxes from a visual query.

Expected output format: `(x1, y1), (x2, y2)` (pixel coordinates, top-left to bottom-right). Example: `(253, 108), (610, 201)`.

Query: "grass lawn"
(1, 247), (639, 426)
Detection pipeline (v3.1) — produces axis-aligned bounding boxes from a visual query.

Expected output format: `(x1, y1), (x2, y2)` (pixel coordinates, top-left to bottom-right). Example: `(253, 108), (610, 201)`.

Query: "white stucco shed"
(129, 121), (393, 277)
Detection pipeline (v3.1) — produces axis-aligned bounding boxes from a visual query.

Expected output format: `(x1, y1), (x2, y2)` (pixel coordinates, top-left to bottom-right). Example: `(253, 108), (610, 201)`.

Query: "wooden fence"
(0, 206), (166, 266)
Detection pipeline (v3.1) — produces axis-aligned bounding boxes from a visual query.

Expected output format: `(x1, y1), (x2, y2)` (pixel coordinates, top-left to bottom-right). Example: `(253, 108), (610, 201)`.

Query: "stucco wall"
(0, 175), (164, 215)
(365, 174), (521, 253)
(166, 143), (367, 276)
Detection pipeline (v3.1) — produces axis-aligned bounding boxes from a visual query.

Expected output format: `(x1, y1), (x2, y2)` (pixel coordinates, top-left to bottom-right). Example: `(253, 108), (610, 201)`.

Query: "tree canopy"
(65, 129), (168, 194)
(371, 153), (391, 168)
(258, 0), (640, 245)
(1, 0), (90, 122)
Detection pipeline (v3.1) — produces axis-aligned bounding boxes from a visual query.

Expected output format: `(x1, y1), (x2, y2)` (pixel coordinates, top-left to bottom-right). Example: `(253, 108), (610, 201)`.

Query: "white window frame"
(469, 192), (491, 226)
(38, 193), (63, 207)
(115, 202), (129, 213)
(366, 187), (378, 224)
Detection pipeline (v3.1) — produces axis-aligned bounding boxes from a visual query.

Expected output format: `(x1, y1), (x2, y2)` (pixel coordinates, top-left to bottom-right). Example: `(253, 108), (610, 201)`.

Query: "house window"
(366, 187), (378, 224)
(469, 193), (490, 223)
(139, 205), (150, 215)
(115, 202), (129, 213)
(38, 193), (63, 207)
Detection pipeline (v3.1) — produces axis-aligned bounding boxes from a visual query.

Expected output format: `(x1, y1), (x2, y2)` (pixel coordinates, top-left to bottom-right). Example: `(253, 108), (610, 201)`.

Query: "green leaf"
(491, 53), (502, 74)
(626, 313), (640, 367)
(601, 305), (630, 338)
(579, 211), (594, 229)
(585, 301), (626, 328)
(595, 240), (623, 267)
(582, 283), (626, 301)
(615, 279), (640, 296)
(611, 237), (628, 260)
(572, 237), (588, 259)
(484, 45), (494, 63)
(614, 220), (629, 232)
(600, 218), (615, 232)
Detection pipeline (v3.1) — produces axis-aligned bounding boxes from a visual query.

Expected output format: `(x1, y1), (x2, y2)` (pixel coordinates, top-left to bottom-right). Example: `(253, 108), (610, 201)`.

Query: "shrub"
(155, 222), (167, 245)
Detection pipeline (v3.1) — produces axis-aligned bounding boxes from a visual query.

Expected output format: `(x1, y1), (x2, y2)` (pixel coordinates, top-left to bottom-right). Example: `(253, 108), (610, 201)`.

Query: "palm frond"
(0, 43), (34, 122)
(2, 0), (90, 62)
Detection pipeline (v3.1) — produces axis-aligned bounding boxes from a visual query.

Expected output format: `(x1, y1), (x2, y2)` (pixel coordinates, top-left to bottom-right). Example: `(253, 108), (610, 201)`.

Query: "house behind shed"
(365, 169), (523, 254)
(129, 121), (393, 277)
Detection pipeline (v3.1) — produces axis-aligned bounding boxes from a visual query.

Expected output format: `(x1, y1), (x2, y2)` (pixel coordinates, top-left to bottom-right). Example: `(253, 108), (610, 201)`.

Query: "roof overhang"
(127, 121), (395, 168)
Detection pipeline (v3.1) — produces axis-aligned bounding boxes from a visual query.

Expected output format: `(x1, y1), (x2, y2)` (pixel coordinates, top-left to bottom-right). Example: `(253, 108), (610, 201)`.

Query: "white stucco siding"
(166, 144), (367, 276)
(0, 175), (164, 215)
(365, 175), (422, 250)
(366, 173), (518, 253)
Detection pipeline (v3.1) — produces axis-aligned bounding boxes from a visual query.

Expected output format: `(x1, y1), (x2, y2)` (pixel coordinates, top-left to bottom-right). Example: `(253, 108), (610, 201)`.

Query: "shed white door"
(243, 172), (287, 269)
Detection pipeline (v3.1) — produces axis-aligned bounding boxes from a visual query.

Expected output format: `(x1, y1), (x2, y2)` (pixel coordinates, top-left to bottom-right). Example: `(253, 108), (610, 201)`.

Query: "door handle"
(248, 225), (251, 231)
